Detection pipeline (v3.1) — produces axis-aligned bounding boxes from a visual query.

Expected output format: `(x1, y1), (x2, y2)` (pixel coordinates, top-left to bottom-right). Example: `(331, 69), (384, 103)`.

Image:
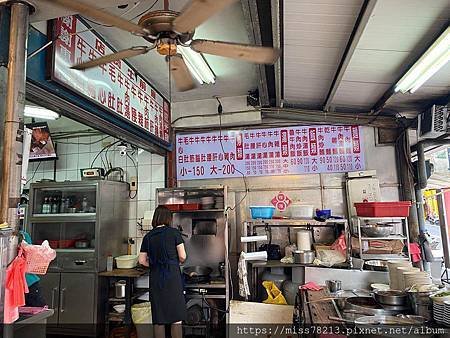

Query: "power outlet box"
(130, 177), (138, 191)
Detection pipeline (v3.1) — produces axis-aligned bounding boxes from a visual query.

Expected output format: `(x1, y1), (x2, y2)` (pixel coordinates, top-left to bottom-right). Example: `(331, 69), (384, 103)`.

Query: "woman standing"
(139, 205), (187, 338)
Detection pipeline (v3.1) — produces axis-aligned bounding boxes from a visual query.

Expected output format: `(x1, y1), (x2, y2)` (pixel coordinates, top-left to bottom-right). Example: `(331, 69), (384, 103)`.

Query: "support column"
(0, 2), (30, 228)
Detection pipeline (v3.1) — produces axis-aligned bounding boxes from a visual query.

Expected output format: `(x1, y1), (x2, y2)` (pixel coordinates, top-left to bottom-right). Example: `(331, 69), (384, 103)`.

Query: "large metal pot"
(114, 280), (126, 298)
(360, 224), (394, 237)
(374, 290), (408, 306)
(183, 266), (213, 278)
(364, 259), (388, 272)
(345, 297), (397, 316)
(293, 250), (315, 264)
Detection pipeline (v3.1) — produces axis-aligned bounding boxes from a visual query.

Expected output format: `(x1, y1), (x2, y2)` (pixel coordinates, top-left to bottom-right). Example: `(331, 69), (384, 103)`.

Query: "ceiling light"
(395, 26), (450, 94)
(178, 46), (216, 85)
(24, 106), (60, 120)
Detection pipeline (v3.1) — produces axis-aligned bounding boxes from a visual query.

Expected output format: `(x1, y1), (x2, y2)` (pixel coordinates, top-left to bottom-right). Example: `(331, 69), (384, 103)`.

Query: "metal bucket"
(407, 291), (433, 321)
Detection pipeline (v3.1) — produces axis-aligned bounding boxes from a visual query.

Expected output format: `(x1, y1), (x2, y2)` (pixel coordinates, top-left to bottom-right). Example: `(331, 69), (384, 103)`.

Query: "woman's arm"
(139, 252), (149, 267)
(176, 243), (186, 264)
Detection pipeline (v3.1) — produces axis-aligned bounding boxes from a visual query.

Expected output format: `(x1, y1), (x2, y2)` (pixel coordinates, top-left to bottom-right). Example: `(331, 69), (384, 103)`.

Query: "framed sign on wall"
(51, 15), (171, 146)
(176, 125), (365, 180)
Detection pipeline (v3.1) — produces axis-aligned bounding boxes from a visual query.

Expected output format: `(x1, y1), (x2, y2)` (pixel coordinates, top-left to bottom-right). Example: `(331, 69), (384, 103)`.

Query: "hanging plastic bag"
(262, 281), (287, 305)
(331, 233), (347, 257)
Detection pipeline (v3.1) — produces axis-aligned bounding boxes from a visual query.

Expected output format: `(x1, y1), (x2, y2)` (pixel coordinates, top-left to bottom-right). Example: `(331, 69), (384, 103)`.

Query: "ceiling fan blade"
(71, 47), (151, 70)
(169, 54), (196, 92)
(44, 0), (149, 36)
(190, 39), (280, 64)
(173, 0), (238, 33)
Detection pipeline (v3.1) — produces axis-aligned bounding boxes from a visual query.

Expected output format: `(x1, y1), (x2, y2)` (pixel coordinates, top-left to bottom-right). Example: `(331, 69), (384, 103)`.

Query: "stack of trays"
(200, 196), (215, 209)
(433, 302), (445, 324)
(431, 291), (450, 325)
(444, 300), (450, 327)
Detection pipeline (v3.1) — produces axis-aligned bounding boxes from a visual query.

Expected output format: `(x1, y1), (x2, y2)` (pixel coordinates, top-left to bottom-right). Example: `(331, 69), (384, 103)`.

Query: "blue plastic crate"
(249, 206), (276, 219)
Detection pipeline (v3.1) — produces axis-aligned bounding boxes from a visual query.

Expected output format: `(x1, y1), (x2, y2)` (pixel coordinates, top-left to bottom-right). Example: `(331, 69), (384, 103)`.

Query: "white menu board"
(52, 16), (170, 144)
(176, 125), (365, 180)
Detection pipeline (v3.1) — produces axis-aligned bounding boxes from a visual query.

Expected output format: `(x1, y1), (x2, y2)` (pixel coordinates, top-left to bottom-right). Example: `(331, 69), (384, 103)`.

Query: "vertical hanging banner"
(176, 125), (365, 180)
(51, 16), (170, 146)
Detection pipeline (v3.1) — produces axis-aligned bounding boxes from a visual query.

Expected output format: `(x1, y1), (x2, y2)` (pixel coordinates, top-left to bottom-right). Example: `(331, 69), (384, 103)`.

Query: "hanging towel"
(409, 243), (422, 263)
(238, 252), (250, 299)
(4, 252), (29, 323)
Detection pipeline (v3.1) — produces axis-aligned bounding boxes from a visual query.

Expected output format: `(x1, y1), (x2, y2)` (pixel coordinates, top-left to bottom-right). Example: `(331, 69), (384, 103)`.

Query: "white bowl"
(113, 304), (126, 313)
(115, 255), (139, 269)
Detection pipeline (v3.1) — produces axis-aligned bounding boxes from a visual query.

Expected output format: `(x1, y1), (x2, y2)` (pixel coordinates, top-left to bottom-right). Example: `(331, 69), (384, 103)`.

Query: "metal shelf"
(247, 218), (346, 227)
(360, 235), (407, 240)
(172, 209), (224, 214)
(361, 253), (409, 260)
(185, 294), (226, 299)
(30, 213), (96, 222)
(185, 283), (226, 289)
(353, 216), (407, 220)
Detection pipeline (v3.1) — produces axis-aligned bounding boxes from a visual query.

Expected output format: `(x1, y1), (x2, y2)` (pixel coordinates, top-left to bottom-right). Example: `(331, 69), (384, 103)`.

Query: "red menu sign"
(176, 125), (365, 180)
(51, 16), (170, 144)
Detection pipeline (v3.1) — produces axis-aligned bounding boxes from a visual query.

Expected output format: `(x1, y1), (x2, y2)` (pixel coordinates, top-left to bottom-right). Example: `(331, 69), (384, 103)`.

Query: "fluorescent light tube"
(395, 26), (450, 94)
(179, 46), (216, 85)
(24, 106), (60, 120)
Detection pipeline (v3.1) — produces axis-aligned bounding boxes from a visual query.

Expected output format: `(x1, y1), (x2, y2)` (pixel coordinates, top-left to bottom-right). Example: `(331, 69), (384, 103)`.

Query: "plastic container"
(249, 206), (275, 219)
(354, 202), (411, 217)
(58, 239), (76, 249)
(115, 255), (139, 269)
(165, 204), (182, 211)
(132, 302), (153, 338)
(316, 209), (331, 219)
(107, 254), (114, 271)
(181, 203), (201, 211)
(290, 204), (314, 219)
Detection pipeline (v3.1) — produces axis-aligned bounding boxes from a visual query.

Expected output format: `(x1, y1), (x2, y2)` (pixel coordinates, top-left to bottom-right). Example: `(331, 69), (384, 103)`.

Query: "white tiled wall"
(25, 134), (166, 254)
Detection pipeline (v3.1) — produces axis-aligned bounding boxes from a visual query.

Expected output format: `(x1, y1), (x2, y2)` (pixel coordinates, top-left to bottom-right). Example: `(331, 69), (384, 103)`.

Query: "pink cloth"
(300, 282), (323, 291)
(409, 243), (422, 263)
(331, 233), (347, 256)
(4, 253), (29, 323)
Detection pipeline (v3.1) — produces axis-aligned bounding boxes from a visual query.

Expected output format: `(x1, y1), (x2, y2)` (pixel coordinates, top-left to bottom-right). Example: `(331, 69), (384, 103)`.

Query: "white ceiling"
(283, 0), (363, 107)
(283, 0), (450, 114)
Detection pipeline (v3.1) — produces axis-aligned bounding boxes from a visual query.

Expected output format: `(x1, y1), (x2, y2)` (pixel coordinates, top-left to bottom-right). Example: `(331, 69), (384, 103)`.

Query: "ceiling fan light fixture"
(178, 46), (215, 85)
(395, 26), (450, 94)
(157, 39), (178, 56)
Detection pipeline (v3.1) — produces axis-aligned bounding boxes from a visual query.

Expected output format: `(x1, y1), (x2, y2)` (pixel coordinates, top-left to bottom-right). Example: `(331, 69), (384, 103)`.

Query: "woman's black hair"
(152, 205), (173, 228)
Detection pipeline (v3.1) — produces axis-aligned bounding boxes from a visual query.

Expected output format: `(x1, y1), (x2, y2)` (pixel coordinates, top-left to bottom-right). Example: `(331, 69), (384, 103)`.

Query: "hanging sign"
(176, 125), (365, 180)
(51, 16), (170, 144)
(271, 192), (292, 212)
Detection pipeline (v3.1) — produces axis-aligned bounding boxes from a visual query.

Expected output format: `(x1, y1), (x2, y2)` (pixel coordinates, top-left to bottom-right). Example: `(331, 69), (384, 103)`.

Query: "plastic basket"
(21, 241), (56, 275)
(354, 202), (411, 217)
(249, 206), (275, 219)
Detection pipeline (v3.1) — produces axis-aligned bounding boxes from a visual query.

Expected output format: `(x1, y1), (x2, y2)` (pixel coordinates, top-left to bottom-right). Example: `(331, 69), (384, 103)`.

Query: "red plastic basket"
(354, 201), (411, 217)
(165, 204), (183, 211)
(21, 246), (53, 275)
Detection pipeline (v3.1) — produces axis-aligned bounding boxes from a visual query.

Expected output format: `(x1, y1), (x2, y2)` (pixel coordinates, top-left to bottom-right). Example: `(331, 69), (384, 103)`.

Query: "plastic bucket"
(131, 302), (153, 338)
(249, 206), (275, 219)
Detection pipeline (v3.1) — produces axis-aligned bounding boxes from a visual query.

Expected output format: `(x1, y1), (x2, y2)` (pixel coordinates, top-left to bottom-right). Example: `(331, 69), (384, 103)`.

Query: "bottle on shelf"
(42, 197), (50, 214)
(82, 197), (88, 213)
(59, 197), (66, 213)
(51, 197), (59, 214)
(106, 254), (114, 272)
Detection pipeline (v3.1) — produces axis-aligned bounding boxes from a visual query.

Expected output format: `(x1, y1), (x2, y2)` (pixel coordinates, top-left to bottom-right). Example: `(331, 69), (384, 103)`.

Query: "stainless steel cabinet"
(40, 273), (96, 326)
(59, 273), (95, 325)
(39, 273), (60, 325)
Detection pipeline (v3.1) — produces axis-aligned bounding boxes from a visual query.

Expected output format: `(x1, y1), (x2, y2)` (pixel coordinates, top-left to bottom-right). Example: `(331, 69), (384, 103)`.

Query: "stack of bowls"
(387, 260), (412, 290)
(397, 266), (420, 290)
(403, 271), (433, 289)
(430, 291), (450, 325)
(215, 197), (224, 210)
(444, 300), (450, 327)
(200, 196), (215, 209)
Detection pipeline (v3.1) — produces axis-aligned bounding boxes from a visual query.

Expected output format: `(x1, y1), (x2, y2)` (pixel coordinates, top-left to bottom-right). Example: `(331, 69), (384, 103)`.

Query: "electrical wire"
(55, 135), (109, 145)
(216, 99), (248, 211)
(25, 162), (42, 185)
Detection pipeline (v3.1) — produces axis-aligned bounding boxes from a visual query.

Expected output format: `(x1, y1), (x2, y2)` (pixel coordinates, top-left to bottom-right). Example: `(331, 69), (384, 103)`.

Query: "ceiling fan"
(44, 0), (280, 92)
